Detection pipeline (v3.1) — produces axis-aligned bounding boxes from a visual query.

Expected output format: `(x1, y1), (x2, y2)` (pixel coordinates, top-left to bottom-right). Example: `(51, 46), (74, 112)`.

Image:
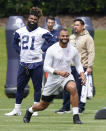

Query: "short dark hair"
(59, 28), (68, 35)
(29, 7), (43, 19)
(74, 19), (85, 25)
(46, 16), (55, 22)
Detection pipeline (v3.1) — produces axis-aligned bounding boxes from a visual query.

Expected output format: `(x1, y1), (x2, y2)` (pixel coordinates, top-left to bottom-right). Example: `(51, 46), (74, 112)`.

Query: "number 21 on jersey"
(22, 35), (35, 50)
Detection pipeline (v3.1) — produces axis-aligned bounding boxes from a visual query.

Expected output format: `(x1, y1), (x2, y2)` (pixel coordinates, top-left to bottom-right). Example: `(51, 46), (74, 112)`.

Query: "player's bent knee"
(66, 81), (76, 93)
(71, 86), (77, 95)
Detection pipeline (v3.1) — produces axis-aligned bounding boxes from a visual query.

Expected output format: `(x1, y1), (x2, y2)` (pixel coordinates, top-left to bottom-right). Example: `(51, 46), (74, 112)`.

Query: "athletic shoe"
(23, 109), (32, 123)
(55, 108), (71, 114)
(73, 114), (83, 124)
(32, 112), (38, 117)
(5, 109), (21, 116)
(79, 108), (84, 114)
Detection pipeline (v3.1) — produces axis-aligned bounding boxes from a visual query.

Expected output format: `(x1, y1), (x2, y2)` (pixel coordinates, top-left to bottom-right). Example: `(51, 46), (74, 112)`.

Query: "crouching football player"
(23, 29), (86, 124)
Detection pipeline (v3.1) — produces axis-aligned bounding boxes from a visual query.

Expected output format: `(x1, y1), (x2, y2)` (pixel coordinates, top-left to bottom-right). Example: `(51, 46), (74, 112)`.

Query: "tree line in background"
(0, 0), (106, 17)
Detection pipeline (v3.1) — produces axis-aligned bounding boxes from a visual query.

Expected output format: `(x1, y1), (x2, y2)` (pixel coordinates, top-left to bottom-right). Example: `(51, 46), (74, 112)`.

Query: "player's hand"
(59, 71), (70, 77)
(54, 70), (70, 77)
(86, 67), (92, 75)
(79, 72), (86, 85)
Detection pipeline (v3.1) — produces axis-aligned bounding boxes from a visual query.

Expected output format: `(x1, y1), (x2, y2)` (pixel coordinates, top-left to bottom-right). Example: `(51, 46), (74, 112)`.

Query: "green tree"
(0, 0), (106, 17)
(0, 0), (33, 17)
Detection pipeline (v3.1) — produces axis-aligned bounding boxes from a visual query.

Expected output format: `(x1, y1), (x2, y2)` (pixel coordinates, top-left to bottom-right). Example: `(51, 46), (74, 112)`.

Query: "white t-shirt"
(44, 42), (84, 82)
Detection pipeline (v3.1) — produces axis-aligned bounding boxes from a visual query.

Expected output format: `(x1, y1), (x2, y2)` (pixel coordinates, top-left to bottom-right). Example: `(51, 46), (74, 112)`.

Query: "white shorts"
(42, 74), (75, 96)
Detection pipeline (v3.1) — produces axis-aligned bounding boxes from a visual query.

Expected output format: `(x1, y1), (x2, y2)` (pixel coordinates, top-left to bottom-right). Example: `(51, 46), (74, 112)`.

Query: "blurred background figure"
(41, 16), (59, 87)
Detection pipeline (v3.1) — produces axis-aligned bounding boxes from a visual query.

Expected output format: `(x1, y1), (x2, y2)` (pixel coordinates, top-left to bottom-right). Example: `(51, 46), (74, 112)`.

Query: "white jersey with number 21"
(16, 26), (49, 63)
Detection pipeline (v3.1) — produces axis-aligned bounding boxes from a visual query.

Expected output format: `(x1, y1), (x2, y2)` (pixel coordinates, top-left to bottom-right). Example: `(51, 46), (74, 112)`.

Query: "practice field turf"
(0, 27), (106, 131)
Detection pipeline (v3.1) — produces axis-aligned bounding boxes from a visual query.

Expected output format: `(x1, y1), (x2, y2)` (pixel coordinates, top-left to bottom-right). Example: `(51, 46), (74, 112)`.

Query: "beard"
(60, 39), (69, 45)
(27, 22), (38, 31)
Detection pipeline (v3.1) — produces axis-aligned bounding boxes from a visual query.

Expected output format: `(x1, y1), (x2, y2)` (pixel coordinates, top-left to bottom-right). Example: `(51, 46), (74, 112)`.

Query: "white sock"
(72, 107), (79, 115)
(34, 102), (38, 104)
(33, 102), (38, 112)
(29, 107), (33, 113)
(15, 104), (21, 112)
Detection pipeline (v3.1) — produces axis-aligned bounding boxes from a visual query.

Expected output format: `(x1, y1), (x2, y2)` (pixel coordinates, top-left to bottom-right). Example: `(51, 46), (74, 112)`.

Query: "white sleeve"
(43, 48), (55, 74)
(73, 49), (84, 74)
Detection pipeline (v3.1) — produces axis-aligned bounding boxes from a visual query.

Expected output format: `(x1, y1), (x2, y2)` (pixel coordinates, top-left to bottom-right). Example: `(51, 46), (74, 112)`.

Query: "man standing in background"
(56, 19), (95, 114)
(41, 16), (59, 56)
(41, 16), (59, 85)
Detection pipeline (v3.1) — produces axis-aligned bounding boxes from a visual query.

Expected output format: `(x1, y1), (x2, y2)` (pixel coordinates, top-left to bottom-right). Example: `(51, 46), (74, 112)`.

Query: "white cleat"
(5, 109), (21, 116)
(32, 112), (38, 117)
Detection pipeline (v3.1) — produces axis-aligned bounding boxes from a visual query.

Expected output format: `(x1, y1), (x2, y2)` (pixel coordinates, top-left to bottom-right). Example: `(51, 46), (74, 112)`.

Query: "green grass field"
(0, 27), (106, 131)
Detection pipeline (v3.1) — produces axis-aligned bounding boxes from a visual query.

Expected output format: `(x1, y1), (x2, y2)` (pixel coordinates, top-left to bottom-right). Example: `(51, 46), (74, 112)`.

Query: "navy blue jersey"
(41, 29), (59, 52)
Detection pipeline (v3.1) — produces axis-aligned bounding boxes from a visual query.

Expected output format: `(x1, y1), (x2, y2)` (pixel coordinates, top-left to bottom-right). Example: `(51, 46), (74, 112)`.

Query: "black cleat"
(73, 114), (83, 124)
(23, 109), (33, 123)
(79, 108), (85, 114)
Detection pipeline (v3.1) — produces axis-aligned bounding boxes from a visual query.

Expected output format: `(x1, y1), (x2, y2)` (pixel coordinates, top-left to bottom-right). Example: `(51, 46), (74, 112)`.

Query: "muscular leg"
(23, 95), (55, 123)
(23, 99), (51, 123)
(32, 100), (50, 111)
(65, 81), (82, 124)
(32, 95), (55, 111)
(55, 66), (80, 114)
(65, 81), (78, 107)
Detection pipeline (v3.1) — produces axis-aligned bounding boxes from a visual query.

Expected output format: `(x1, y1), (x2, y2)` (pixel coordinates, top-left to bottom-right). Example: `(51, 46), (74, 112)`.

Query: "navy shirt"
(41, 29), (59, 52)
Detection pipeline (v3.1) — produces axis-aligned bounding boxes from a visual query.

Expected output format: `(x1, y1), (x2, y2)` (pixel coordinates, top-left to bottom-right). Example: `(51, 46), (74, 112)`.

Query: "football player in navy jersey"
(41, 16), (59, 54)
(41, 16), (59, 87)
(5, 7), (57, 117)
